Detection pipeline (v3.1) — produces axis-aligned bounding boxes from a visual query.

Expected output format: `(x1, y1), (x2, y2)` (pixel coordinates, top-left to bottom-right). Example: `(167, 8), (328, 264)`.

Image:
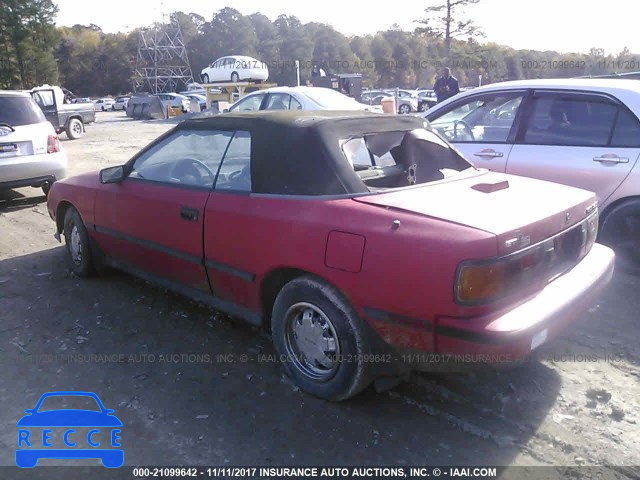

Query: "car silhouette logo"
(16, 391), (123, 468)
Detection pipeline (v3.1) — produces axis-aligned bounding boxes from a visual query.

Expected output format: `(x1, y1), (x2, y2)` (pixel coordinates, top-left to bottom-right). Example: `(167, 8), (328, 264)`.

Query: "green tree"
(0, 0), (59, 88)
(416, 0), (483, 64)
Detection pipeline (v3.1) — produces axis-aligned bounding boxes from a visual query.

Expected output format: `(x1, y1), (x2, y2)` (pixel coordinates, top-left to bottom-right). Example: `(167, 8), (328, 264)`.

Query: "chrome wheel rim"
(284, 302), (341, 381)
(72, 122), (82, 135)
(69, 225), (82, 265)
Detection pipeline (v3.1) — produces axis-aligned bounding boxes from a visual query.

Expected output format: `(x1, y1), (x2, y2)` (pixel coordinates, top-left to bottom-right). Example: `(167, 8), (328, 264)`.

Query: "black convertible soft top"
(178, 111), (434, 195)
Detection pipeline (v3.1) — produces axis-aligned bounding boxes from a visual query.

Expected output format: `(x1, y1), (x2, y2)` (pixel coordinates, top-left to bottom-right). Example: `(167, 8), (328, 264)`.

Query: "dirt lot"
(0, 111), (639, 478)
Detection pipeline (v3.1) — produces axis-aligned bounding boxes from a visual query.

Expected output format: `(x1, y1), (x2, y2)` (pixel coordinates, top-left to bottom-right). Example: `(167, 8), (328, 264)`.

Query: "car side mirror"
(222, 108), (229, 113)
(24, 409), (34, 414)
(100, 165), (125, 184)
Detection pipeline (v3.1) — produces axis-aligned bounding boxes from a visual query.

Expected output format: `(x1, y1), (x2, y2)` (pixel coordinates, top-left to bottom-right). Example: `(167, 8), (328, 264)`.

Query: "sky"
(54, 0), (638, 55)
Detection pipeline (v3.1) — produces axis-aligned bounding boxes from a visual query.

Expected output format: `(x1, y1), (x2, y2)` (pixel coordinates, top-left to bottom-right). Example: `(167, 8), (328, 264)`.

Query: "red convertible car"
(47, 111), (614, 400)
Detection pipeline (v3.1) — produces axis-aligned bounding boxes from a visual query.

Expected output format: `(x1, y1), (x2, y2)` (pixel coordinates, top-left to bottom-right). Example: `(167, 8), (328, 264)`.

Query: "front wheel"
(600, 201), (640, 275)
(231, 72), (240, 83)
(63, 207), (94, 276)
(202, 74), (210, 84)
(271, 276), (373, 401)
(66, 118), (83, 139)
(398, 104), (411, 114)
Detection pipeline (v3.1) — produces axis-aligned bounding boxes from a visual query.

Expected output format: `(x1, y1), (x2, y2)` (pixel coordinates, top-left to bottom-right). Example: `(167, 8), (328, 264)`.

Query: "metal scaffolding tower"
(133, 18), (194, 94)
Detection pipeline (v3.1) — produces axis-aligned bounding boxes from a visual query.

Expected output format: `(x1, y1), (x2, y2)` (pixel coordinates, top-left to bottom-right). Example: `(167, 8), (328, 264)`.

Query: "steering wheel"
(453, 120), (475, 141)
(169, 158), (215, 186)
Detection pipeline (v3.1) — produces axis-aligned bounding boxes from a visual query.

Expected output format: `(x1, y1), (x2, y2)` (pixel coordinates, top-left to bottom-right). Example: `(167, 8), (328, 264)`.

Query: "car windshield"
(37, 395), (101, 412)
(304, 88), (359, 108)
(340, 128), (475, 191)
(0, 95), (46, 126)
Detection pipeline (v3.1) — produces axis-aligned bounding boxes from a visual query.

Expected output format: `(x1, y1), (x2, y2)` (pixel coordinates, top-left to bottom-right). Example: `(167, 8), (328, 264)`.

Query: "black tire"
(231, 72), (240, 83)
(600, 201), (640, 275)
(41, 182), (52, 197)
(66, 118), (83, 140)
(202, 74), (209, 84)
(419, 102), (429, 112)
(271, 276), (372, 401)
(63, 207), (94, 277)
(398, 104), (411, 114)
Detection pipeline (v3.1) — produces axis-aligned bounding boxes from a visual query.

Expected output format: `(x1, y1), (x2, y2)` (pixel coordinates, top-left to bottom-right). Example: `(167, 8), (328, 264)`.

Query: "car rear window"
(341, 128), (474, 190)
(0, 95), (47, 126)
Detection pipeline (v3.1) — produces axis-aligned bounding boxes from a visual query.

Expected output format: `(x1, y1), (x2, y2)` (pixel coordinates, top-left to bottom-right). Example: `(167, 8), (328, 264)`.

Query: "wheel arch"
(55, 200), (75, 234)
(259, 267), (348, 331)
(65, 115), (84, 129)
(599, 195), (640, 235)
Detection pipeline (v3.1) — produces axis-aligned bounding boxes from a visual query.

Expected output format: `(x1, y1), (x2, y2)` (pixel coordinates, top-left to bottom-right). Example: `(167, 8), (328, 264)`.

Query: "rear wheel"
(66, 118), (83, 139)
(398, 104), (411, 114)
(63, 207), (94, 276)
(271, 276), (373, 401)
(600, 201), (640, 275)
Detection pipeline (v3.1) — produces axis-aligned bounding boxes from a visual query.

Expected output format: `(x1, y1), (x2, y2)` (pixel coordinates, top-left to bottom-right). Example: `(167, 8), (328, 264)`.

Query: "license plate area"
(0, 143), (19, 157)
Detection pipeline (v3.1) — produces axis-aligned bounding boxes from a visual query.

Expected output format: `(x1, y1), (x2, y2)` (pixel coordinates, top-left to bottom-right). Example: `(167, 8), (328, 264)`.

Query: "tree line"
(1, 1), (639, 96)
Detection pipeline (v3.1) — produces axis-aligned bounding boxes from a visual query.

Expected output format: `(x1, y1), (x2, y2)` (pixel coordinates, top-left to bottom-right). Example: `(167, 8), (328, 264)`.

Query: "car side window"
(429, 93), (524, 143)
(230, 94), (265, 112)
(32, 91), (55, 107)
(522, 94), (619, 147)
(216, 131), (252, 192)
(610, 108), (640, 148)
(290, 96), (302, 110)
(128, 129), (234, 189)
(265, 94), (291, 110)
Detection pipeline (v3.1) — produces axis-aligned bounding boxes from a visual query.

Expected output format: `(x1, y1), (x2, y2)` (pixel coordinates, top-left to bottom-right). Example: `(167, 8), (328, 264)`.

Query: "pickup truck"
(30, 85), (96, 140)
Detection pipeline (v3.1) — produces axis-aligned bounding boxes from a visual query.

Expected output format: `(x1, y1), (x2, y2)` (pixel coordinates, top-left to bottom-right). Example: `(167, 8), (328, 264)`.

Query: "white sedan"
(226, 86), (381, 113)
(201, 56), (269, 84)
(93, 98), (114, 111)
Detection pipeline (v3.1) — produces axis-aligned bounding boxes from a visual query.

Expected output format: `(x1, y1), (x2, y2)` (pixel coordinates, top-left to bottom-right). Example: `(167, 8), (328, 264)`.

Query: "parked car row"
(361, 89), (436, 114)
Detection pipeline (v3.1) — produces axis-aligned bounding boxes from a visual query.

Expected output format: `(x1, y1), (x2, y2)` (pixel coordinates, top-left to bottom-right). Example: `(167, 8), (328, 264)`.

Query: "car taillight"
(457, 263), (507, 303)
(455, 207), (599, 306)
(47, 135), (60, 153)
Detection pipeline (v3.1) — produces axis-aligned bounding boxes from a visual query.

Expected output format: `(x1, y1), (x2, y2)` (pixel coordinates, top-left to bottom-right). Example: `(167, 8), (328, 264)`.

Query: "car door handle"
(180, 207), (199, 222)
(593, 155), (629, 164)
(473, 149), (504, 158)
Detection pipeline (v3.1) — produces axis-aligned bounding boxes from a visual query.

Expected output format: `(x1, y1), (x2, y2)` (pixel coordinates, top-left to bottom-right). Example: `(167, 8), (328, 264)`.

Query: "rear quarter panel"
(204, 194), (497, 326)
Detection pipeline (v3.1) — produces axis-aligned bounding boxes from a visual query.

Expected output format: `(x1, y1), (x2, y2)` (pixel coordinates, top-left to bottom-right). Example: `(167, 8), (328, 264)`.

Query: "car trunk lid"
(353, 171), (597, 257)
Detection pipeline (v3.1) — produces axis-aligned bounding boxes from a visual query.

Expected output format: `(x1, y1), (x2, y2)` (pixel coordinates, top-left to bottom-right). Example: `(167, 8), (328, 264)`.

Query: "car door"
(202, 130), (258, 314)
(426, 90), (527, 172)
(507, 90), (640, 206)
(93, 127), (234, 292)
(30, 89), (60, 129)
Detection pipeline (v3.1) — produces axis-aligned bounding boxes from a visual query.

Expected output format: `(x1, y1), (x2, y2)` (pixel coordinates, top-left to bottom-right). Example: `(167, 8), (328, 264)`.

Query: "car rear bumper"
(0, 151), (67, 188)
(434, 243), (615, 363)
